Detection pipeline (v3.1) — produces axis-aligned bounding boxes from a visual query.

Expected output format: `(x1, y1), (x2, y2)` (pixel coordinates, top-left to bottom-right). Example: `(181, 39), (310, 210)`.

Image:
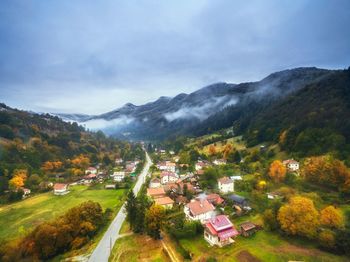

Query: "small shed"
(240, 222), (257, 237)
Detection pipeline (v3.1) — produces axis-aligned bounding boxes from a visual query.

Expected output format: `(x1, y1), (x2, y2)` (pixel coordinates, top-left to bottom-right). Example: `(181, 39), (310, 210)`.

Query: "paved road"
(88, 151), (152, 262)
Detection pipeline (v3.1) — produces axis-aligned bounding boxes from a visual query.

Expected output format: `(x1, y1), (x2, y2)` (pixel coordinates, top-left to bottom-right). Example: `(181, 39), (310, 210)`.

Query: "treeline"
(0, 201), (110, 261)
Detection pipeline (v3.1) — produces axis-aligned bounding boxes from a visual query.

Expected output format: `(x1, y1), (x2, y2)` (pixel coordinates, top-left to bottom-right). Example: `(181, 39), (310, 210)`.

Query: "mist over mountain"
(57, 67), (341, 140)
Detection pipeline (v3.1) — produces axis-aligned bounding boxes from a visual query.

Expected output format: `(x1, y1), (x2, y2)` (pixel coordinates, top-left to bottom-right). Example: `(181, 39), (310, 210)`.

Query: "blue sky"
(0, 0), (350, 114)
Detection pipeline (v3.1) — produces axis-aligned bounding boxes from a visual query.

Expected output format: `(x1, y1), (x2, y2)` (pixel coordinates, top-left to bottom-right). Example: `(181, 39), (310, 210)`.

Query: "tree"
(302, 155), (350, 193)
(268, 160), (287, 183)
(208, 145), (216, 156)
(318, 230), (336, 249)
(277, 196), (319, 239)
(125, 190), (137, 230)
(145, 204), (165, 239)
(9, 175), (25, 190)
(320, 206), (344, 229)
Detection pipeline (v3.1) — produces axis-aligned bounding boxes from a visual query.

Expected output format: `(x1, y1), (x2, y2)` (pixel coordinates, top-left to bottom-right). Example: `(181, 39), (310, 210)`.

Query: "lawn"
(179, 230), (349, 262)
(109, 234), (169, 262)
(0, 185), (127, 241)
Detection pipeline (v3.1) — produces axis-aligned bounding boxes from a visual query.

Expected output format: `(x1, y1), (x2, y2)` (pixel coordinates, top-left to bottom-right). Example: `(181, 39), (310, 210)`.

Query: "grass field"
(0, 185), (127, 241)
(109, 234), (169, 262)
(179, 230), (349, 262)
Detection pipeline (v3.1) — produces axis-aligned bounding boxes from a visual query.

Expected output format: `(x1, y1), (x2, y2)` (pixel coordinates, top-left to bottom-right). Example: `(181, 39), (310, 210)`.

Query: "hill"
(0, 104), (142, 202)
(59, 67), (336, 141)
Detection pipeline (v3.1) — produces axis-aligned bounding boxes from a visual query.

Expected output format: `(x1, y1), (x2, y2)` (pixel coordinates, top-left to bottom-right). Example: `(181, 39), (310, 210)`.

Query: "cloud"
(164, 96), (238, 122)
(79, 116), (135, 134)
(0, 0), (350, 114)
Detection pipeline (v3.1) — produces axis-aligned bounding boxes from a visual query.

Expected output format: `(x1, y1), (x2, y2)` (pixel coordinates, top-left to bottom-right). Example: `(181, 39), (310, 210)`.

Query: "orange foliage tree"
(208, 145), (217, 156)
(277, 196), (319, 239)
(222, 144), (233, 159)
(268, 160), (287, 183)
(9, 169), (27, 190)
(71, 155), (90, 169)
(320, 205), (344, 229)
(302, 155), (350, 192)
(42, 161), (63, 172)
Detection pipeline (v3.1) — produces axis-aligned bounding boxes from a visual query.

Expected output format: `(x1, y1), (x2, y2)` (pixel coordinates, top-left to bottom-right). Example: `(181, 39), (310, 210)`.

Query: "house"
(184, 199), (215, 223)
(267, 192), (282, 200)
(173, 156), (180, 163)
(125, 162), (136, 173)
(53, 183), (69, 195)
(175, 196), (188, 205)
(105, 184), (116, 189)
(154, 196), (174, 209)
(169, 150), (175, 155)
(111, 171), (125, 182)
(147, 187), (166, 199)
(115, 158), (123, 164)
(196, 169), (205, 176)
(218, 177), (234, 194)
(213, 159), (227, 166)
(21, 188), (31, 198)
(230, 175), (242, 181)
(85, 167), (97, 175)
(150, 178), (161, 188)
(160, 171), (178, 184)
(204, 215), (239, 247)
(205, 193), (225, 206)
(157, 161), (176, 172)
(195, 160), (210, 171)
(227, 194), (251, 210)
(283, 159), (299, 172)
(240, 222), (257, 237)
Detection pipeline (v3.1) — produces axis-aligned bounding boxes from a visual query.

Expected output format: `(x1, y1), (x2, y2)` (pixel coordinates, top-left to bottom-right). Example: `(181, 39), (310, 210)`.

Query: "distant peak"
(123, 103), (136, 108)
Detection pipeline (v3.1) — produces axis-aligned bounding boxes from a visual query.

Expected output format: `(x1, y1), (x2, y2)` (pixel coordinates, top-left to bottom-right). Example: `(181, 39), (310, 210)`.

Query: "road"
(88, 150), (152, 262)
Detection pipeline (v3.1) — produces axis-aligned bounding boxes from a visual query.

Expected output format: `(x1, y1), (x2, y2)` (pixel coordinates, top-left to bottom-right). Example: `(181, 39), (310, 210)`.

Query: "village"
(144, 147), (299, 248)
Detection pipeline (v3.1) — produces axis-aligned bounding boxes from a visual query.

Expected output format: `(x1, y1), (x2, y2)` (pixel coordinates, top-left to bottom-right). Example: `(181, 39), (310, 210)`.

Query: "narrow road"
(88, 150), (152, 262)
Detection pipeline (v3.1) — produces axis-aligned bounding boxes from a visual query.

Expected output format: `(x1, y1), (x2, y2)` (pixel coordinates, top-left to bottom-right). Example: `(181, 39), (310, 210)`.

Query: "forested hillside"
(192, 68), (350, 160)
(0, 104), (143, 202)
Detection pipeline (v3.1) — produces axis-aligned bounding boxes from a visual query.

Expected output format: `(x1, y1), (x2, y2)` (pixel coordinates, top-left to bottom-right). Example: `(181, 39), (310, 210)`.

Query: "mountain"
(58, 67), (337, 140)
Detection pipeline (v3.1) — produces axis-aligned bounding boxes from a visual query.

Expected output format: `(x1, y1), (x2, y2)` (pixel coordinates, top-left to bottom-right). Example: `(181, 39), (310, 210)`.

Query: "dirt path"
(161, 234), (183, 262)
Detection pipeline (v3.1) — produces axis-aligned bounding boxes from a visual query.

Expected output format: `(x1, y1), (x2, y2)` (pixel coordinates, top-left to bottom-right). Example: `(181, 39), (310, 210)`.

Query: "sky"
(0, 0), (350, 114)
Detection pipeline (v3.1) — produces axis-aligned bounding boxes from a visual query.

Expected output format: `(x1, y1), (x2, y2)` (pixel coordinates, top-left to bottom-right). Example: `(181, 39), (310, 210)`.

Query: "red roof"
(218, 176), (233, 184)
(147, 187), (166, 198)
(206, 194), (224, 205)
(205, 215), (239, 239)
(161, 171), (177, 178)
(53, 183), (68, 190)
(186, 199), (215, 216)
(154, 196), (174, 206)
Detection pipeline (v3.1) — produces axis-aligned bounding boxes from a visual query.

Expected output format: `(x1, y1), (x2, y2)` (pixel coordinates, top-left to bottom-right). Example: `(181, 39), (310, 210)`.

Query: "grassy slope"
(179, 230), (348, 262)
(0, 185), (126, 241)
(109, 234), (169, 262)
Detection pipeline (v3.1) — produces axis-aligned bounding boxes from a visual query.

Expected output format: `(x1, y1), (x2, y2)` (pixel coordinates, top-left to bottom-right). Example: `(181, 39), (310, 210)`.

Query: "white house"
(85, 167), (97, 175)
(115, 158), (123, 164)
(283, 159), (299, 172)
(111, 171), (125, 182)
(157, 161), (176, 173)
(204, 215), (239, 247)
(150, 178), (161, 188)
(218, 177), (234, 194)
(53, 183), (69, 195)
(184, 199), (215, 223)
(213, 159), (227, 166)
(160, 172), (178, 184)
(195, 160), (211, 171)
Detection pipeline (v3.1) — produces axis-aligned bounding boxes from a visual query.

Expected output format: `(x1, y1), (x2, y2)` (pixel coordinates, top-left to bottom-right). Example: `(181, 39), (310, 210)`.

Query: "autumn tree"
(320, 205), (344, 229)
(208, 145), (217, 156)
(278, 196), (319, 239)
(145, 204), (166, 239)
(318, 230), (336, 249)
(9, 169), (27, 190)
(302, 155), (350, 193)
(222, 144), (233, 159)
(71, 155), (90, 169)
(268, 160), (287, 183)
